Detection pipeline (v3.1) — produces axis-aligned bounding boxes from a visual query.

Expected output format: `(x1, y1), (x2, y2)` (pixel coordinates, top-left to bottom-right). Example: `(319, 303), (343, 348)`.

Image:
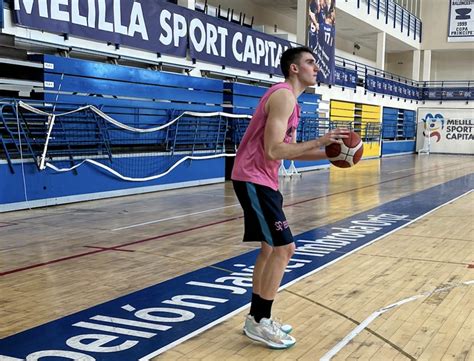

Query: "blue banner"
(188, 10), (289, 74)
(335, 66), (356, 88)
(1, 0), (4, 28)
(366, 75), (422, 100)
(308, 0), (336, 84)
(422, 87), (473, 100)
(12, 0), (291, 75)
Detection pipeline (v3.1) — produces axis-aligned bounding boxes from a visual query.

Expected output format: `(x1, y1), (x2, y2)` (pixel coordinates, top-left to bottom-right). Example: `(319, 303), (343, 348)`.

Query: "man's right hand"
(320, 128), (350, 146)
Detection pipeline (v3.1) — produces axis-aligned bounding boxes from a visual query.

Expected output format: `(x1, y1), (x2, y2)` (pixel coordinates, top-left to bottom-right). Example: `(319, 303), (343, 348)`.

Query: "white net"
(16, 101), (251, 181)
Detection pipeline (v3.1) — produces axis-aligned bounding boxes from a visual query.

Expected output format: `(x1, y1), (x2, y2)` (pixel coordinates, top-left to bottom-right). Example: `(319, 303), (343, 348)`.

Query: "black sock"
(249, 293), (260, 317)
(254, 297), (273, 323)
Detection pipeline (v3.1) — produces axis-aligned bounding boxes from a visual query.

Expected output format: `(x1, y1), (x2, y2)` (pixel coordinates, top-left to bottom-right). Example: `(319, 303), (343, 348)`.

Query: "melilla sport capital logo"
(422, 113), (445, 142)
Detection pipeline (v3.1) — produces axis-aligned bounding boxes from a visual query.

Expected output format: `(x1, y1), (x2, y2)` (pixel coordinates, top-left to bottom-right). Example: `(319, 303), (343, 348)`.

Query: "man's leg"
(260, 242), (295, 300)
(252, 242), (273, 295)
(253, 242), (295, 322)
(249, 242), (272, 318)
(243, 242), (296, 349)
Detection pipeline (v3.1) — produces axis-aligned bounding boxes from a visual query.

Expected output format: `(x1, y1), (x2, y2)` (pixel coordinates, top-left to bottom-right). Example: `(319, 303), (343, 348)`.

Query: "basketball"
(325, 131), (364, 168)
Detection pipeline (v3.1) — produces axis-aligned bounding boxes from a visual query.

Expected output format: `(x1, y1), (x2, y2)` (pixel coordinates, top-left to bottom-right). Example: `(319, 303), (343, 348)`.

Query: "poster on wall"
(416, 108), (474, 154)
(307, 0), (336, 84)
(448, 0), (474, 42)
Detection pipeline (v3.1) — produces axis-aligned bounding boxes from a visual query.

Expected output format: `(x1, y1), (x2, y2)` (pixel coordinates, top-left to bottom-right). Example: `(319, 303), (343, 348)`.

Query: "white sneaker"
(243, 315), (292, 334)
(243, 316), (296, 349)
(271, 317), (293, 334)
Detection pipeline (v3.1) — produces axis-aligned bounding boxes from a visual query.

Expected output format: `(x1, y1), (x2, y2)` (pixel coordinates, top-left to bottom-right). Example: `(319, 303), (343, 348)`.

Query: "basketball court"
(1, 1), (473, 359)
(1, 154), (472, 360)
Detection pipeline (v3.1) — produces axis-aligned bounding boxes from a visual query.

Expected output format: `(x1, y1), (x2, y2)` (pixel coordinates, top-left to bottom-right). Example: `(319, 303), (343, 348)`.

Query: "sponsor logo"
(422, 113), (445, 142)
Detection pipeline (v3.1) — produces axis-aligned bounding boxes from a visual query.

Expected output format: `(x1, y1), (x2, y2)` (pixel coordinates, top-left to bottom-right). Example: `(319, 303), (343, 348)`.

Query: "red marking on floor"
(0, 164), (463, 277)
(0, 249), (105, 276)
(0, 217), (242, 277)
(84, 246), (135, 253)
(468, 264), (474, 269)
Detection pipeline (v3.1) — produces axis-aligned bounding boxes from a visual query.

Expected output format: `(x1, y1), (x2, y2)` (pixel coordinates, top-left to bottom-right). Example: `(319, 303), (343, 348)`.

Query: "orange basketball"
(325, 131), (364, 168)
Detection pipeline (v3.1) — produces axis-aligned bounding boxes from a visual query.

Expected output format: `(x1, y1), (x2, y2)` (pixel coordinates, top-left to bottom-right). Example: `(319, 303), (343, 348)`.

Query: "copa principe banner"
(448, 0), (474, 42)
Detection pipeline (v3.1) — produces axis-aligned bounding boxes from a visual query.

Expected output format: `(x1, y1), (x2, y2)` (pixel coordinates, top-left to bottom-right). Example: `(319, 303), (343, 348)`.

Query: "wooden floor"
(0, 154), (473, 360)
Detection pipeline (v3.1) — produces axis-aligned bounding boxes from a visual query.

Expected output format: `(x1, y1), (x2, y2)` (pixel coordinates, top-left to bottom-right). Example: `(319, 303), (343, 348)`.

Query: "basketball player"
(231, 46), (348, 349)
(308, 0), (320, 52)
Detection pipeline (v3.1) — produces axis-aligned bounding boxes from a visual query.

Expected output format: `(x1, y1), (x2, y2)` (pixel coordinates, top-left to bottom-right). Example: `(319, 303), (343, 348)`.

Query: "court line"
(0, 166), (466, 277)
(111, 204), (239, 231)
(114, 163), (459, 232)
(320, 280), (474, 361)
(284, 289), (417, 361)
(355, 252), (471, 266)
(0, 248), (105, 276)
(1, 184), (470, 359)
(387, 167), (416, 174)
(316, 189), (473, 360)
(0, 217), (241, 276)
(83, 246), (136, 253)
(143, 188), (473, 359)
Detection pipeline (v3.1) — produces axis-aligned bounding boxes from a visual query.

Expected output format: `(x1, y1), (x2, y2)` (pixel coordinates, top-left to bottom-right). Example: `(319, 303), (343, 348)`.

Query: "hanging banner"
(416, 108), (474, 154)
(12, 0), (291, 75)
(1, 0), (4, 28)
(307, 0), (336, 84)
(448, 0), (474, 42)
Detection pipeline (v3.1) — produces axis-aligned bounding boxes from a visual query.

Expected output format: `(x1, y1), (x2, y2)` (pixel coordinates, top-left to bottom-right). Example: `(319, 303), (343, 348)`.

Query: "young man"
(231, 46), (348, 349)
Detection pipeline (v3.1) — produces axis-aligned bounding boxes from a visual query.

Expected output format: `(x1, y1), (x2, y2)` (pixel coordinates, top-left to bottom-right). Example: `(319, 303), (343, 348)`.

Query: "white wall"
(205, 0), (297, 40)
(430, 50), (474, 81)
(386, 51), (414, 79)
(335, 37), (377, 66)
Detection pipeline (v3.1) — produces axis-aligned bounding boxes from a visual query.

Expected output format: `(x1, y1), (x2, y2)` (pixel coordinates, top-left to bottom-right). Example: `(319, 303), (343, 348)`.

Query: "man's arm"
(263, 89), (346, 161)
(291, 148), (328, 161)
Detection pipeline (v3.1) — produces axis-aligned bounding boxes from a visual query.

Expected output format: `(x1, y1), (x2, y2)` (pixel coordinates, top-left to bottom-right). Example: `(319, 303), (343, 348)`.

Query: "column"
(178, 0), (195, 10)
(422, 50), (431, 81)
(376, 32), (386, 71)
(412, 49), (421, 81)
(296, 0), (307, 45)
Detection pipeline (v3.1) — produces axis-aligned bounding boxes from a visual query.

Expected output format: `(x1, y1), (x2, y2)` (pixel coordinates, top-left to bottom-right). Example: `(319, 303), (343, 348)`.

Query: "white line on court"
(320, 280), (474, 361)
(111, 204), (239, 231)
(139, 189), (473, 360)
(387, 167), (416, 174)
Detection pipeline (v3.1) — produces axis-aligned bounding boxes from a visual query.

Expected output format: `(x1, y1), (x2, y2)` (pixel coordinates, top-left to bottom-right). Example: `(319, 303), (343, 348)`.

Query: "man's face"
(295, 52), (319, 86)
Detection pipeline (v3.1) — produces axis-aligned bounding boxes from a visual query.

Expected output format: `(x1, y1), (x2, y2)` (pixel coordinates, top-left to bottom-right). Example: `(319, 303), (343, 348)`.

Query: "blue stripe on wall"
(0, 174), (472, 360)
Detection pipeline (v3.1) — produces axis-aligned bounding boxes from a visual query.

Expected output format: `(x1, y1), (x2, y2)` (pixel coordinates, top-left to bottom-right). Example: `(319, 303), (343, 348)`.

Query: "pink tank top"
(231, 82), (300, 190)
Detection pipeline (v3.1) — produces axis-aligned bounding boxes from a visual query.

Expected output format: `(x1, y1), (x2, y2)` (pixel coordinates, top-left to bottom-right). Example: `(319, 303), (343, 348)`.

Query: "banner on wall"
(307, 0), (336, 84)
(416, 108), (474, 154)
(334, 66), (356, 88)
(448, 0), (474, 42)
(12, 0), (292, 75)
(366, 75), (420, 100)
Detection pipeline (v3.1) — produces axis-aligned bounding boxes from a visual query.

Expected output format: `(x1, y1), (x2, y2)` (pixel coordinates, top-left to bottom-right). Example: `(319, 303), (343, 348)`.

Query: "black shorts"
(232, 180), (294, 247)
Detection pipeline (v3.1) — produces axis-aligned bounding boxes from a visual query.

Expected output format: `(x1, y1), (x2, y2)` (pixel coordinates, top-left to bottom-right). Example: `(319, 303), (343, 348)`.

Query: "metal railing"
(334, 56), (473, 101)
(356, 0), (422, 42)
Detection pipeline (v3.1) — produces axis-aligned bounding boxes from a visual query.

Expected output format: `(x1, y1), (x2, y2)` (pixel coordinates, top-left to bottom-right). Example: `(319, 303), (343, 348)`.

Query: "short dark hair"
(280, 46), (314, 78)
